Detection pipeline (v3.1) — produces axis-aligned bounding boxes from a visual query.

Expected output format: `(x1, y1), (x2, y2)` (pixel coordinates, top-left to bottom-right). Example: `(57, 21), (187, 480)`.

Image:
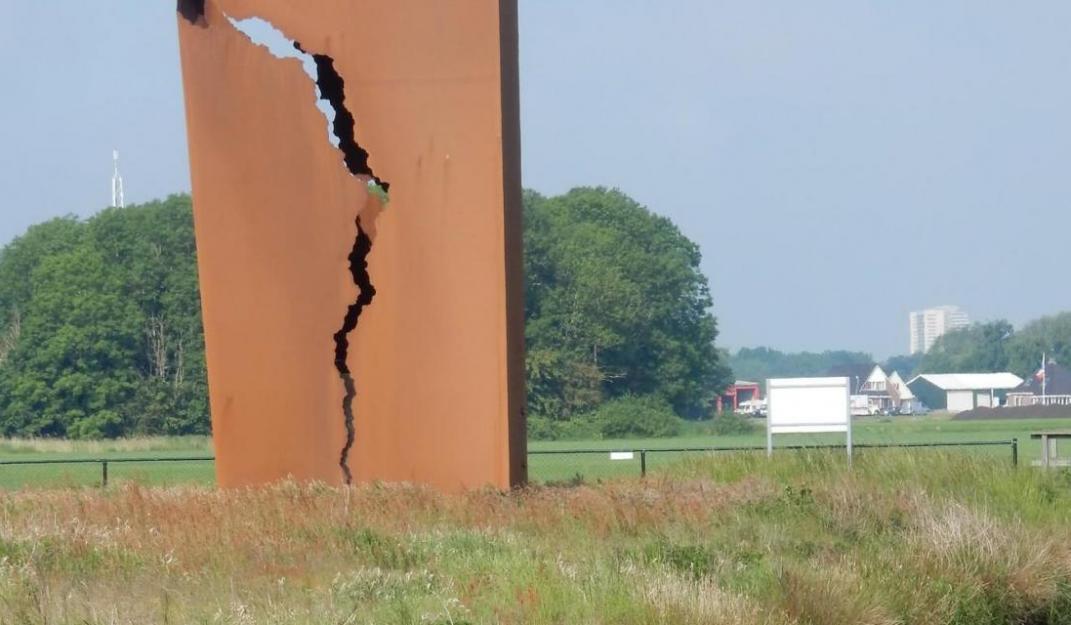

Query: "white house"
(906, 373), (1024, 413)
(857, 365), (893, 413)
(849, 366), (921, 414)
(887, 371), (921, 413)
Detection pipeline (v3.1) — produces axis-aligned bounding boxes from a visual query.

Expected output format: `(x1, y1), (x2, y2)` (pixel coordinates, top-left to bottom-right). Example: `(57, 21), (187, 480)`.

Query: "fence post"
(1011, 438), (1018, 468)
(640, 450), (647, 478)
(101, 461), (108, 488)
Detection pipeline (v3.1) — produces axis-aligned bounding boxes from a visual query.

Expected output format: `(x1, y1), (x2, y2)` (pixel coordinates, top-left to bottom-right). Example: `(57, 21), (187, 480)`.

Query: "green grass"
(529, 414), (1071, 481)
(0, 415), (1067, 487)
(0, 437), (215, 488)
(1, 451), (1070, 623)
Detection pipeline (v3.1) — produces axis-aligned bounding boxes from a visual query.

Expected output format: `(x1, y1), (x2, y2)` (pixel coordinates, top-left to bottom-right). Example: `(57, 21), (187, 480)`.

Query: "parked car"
(736, 399), (768, 417)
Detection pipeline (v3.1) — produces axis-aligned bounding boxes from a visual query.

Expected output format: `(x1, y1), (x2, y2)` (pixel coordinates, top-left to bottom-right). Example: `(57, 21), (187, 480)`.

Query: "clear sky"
(2, 2), (1069, 358)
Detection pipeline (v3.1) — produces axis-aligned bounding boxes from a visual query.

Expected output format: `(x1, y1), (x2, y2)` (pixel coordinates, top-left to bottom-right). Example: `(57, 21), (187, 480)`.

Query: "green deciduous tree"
(903, 315), (1071, 380)
(0, 188), (728, 439)
(0, 196), (208, 438)
(883, 353), (924, 378)
(1006, 312), (1071, 377)
(524, 187), (730, 422)
(917, 320), (1014, 375)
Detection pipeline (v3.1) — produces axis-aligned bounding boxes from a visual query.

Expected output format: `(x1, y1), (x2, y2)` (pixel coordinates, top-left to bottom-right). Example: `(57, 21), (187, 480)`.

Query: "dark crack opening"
(294, 42), (389, 192)
(292, 42), (389, 485)
(176, 0), (207, 26)
(224, 17), (389, 484)
(332, 221), (376, 485)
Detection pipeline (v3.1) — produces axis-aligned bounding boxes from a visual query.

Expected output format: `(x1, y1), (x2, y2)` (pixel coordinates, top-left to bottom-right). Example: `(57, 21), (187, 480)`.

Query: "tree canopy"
(883, 352), (924, 378)
(0, 196), (208, 438)
(0, 188), (729, 438)
(728, 347), (874, 382)
(524, 188), (730, 422)
(917, 314), (1071, 378)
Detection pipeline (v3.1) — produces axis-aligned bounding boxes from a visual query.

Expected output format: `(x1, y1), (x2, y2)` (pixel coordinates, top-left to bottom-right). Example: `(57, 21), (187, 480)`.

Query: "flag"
(1037, 352), (1047, 380)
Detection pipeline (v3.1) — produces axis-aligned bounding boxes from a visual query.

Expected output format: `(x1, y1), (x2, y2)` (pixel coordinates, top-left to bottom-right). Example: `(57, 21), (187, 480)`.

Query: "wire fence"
(0, 456), (215, 488)
(529, 439), (1019, 483)
(0, 439), (1019, 488)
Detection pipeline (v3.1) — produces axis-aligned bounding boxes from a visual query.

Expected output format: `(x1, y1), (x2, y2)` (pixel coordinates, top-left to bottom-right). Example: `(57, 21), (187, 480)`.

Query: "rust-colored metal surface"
(176, 0), (526, 490)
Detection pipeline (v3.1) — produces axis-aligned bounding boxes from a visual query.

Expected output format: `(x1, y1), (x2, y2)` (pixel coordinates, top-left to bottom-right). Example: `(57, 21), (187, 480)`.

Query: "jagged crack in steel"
(294, 42), (390, 192)
(227, 17), (389, 192)
(224, 15), (389, 484)
(290, 40), (388, 485)
(333, 220), (376, 484)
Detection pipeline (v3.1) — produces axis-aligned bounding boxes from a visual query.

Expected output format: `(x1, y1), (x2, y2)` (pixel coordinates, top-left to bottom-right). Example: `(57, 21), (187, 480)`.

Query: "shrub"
(527, 415), (602, 441)
(596, 395), (681, 439)
(710, 411), (759, 436)
(526, 415), (559, 441)
(642, 539), (719, 580)
(557, 418), (603, 440)
(69, 410), (125, 439)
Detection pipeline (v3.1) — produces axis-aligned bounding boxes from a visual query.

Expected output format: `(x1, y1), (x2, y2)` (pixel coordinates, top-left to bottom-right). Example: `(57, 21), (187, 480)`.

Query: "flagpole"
(1042, 352), (1047, 401)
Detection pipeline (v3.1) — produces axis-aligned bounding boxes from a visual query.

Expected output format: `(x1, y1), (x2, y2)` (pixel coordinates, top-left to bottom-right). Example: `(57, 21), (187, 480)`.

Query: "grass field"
(531, 415), (1071, 481)
(0, 451), (1069, 623)
(0, 415), (1066, 488)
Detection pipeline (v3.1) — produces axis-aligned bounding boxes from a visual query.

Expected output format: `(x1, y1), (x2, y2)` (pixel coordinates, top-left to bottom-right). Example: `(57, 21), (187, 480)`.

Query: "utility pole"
(111, 150), (125, 208)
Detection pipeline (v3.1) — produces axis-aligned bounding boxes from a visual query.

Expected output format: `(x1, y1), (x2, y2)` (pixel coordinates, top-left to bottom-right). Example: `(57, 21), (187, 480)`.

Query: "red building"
(716, 381), (762, 412)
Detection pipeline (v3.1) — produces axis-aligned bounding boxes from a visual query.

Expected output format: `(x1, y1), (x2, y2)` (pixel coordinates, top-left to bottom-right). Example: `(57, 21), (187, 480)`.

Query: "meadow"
(0, 415), (1064, 488)
(0, 450), (1069, 623)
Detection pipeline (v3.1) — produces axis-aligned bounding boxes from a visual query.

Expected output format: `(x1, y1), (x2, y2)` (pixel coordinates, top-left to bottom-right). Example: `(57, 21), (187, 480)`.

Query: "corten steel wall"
(176, 0), (526, 491)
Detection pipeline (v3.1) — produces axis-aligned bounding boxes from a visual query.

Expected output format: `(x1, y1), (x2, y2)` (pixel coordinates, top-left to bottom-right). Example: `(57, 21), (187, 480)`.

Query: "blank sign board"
(768, 377), (850, 433)
(767, 377), (852, 457)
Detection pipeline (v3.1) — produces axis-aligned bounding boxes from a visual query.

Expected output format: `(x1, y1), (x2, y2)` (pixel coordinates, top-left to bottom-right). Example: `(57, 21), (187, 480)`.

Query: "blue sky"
(2, 2), (1069, 358)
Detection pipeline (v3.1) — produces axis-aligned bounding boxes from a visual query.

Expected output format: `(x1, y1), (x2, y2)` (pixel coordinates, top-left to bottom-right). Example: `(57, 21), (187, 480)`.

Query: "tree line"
(0, 189), (731, 438)
(916, 316), (1071, 378)
(0, 196), (207, 438)
(728, 315), (1071, 386)
(728, 347), (927, 382)
(727, 347), (874, 383)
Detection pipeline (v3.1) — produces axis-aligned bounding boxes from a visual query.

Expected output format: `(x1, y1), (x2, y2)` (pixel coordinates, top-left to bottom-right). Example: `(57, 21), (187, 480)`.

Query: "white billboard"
(767, 377), (852, 458)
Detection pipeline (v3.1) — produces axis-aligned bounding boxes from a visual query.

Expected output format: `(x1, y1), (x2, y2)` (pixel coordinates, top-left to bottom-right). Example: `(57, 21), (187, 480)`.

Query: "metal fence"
(0, 439), (1019, 487)
(529, 439), (1020, 481)
(0, 456), (214, 487)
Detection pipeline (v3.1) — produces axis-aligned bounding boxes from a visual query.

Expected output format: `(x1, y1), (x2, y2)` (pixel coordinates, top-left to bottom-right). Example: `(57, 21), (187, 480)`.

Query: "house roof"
(863, 365), (889, 384)
(908, 373), (1024, 391)
(888, 371), (915, 400)
(1013, 362), (1071, 396)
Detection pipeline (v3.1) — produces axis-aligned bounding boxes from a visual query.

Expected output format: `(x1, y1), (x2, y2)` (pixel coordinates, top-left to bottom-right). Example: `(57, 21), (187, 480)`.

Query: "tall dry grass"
(0, 436), (212, 455)
(0, 451), (1066, 624)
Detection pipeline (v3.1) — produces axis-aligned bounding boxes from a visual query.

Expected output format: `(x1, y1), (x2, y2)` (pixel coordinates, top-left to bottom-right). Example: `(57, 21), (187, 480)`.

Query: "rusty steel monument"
(175, 0), (526, 490)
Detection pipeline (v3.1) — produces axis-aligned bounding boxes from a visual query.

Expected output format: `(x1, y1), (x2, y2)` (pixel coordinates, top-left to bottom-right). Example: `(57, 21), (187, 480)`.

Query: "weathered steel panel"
(176, 0), (525, 490)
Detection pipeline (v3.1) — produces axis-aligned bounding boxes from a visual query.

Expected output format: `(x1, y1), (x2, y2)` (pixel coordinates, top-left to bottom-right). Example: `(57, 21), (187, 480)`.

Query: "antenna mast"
(111, 150), (126, 208)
